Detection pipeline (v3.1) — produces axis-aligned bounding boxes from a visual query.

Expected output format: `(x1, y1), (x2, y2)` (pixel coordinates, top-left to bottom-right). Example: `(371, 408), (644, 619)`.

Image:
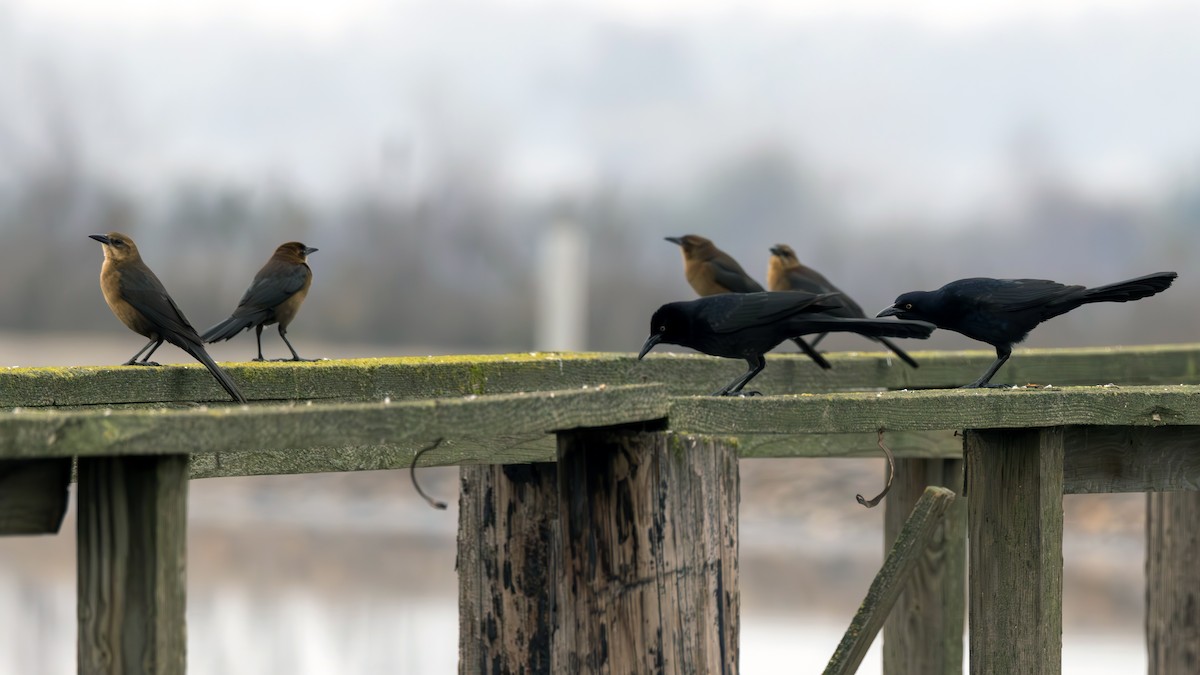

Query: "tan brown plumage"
(768, 243), (919, 368)
(89, 232), (247, 403)
(664, 234), (831, 370)
(202, 242), (317, 361)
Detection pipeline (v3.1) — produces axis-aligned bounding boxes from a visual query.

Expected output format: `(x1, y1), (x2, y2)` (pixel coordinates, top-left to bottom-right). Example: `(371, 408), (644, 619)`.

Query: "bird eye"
(658, 325), (666, 332)
(904, 303), (913, 310)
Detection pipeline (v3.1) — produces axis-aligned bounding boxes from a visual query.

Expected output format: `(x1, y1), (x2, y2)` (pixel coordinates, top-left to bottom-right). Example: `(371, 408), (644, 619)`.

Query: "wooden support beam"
(882, 458), (965, 675)
(1063, 426), (1200, 494)
(1146, 491), (1200, 674)
(0, 458), (71, 534)
(77, 455), (188, 675)
(965, 428), (1064, 675)
(555, 429), (739, 673)
(457, 463), (559, 674)
(826, 486), (957, 675)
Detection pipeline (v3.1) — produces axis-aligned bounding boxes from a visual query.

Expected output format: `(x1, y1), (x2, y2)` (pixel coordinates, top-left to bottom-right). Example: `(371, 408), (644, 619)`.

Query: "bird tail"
(181, 342), (247, 403)
(202, 315), (255, 343)
(1081, 272), (1177, 304)
(794, 317), (936, 341)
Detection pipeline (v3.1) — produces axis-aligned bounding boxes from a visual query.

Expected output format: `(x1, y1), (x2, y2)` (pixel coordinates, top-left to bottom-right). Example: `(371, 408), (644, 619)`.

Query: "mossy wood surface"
(1, 344), (1197, 407)
(0, 385), (669, 462)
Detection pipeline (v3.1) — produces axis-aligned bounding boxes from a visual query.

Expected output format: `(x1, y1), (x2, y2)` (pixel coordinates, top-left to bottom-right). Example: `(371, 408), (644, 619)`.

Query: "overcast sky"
(5, 0), (1200, 224)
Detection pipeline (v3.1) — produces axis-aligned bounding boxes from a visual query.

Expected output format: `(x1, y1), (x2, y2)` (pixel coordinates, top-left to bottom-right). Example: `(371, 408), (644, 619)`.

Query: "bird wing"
(118, 264), (203, 342)
(231, 262), (309, 318)
(708, 257), (765, 293)
(954, 278), (1085, 313)
(700, 292), (836, 334)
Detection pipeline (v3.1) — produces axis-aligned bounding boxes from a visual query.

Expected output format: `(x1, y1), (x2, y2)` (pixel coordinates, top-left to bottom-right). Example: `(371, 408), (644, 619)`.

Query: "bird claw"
(740, 390), (763, 397)
(124, 360), (161, 367)
(959, 382), (1010, 389)
(272, 357), (319, 362)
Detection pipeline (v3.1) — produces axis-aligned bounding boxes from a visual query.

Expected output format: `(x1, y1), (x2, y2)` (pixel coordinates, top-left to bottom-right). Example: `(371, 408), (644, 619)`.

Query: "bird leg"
(273, 326), (318, 362)
(962, 346), (1012, 388)
(808, 332), (830, 349)
(123, 338), (164, 366)
(252, 325), (267, 361)
(791, 337), (832, 370)
(712, 355), (766, 396)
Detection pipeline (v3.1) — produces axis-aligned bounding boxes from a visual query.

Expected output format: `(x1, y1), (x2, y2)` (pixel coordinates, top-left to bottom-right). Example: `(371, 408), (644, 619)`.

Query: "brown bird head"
(664, 234), (718, 261)
(768, 244), (800, 267)
(274, 241), (318, 262)
(88, 232), (141, 264)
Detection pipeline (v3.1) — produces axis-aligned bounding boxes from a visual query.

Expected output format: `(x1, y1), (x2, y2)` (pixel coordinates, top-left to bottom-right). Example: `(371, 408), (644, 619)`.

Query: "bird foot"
(959, 382), (1010, 389)
(272, 357), (319, 362)
(124, 360), (161, 367)
(252, 357), (268, 362)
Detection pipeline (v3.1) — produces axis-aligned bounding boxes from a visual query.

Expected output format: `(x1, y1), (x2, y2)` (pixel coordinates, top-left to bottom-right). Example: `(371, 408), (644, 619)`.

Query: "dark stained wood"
(966, 428), (1064, 675)
(457, 462), (559, 675)
(1146, 491), (1200, 674)
(554, 431), (739, 674)
(0, 458), (71, 535)
(1063, 426), (1200, 494)
(882, 458), (965, 675)
(77, 455), (188, 675)
(826, 486), (957, 675)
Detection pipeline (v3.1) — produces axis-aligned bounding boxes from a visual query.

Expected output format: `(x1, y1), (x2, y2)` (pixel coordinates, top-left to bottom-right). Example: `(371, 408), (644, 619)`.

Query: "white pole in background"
(535, 219), (588, 352)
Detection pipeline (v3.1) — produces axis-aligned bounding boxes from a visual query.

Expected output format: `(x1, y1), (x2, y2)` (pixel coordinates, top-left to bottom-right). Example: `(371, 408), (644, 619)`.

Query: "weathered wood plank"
(0, 385), (669, 460)
(457, 463), (559, 674)
(1062, 426), (1200, 494)
(77, 455), (188, 675)
(671, 385), (1200, 434)
(554, 431), (739, 674)
(1146, 492), (1200, 674)
(0, 458), (71, 535)
(966, 428), (1064, 675)
(825, 486), (957, 675)
(2, 343), (1198, 407)
(882, 459), (965, 675)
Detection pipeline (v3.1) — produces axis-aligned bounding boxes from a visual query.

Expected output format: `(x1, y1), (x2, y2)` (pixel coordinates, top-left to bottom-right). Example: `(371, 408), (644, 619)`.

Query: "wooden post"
(965, 428), (1064, 675)
(457, 463), (560, 674)
(0, 458), (72, 535)
(1146, 491), (1200, 673)
(553, 430), (738, 673)
(77, 456), (189, 675)
(827, 486), (957, 675)
(456, 430), (739, 674)
(882, 458), (965, 675)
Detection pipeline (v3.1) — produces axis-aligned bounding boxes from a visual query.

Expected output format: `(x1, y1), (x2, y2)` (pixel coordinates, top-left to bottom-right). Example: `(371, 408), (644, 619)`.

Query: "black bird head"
(88, 231), (141, 264)
(877, 291), (931, 320)
(638, 303), (690, 359)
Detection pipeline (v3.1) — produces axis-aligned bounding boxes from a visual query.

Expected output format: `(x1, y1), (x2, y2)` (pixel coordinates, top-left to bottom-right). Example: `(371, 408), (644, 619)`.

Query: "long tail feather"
(793, 317), (936, 341)
(182, 342), (247, 403)
(202, 316), (256, 343)
(1082, 271), (1177, 304)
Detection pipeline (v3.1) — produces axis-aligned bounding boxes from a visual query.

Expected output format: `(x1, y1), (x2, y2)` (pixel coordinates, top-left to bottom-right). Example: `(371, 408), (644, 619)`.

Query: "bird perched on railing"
(878, 272), (1178, 388)
(665, 234), (831, 370)
(202, 242), (319, 361)
(767, 243), (919, 368)
(88, 232), (246, 403)
(639, 291), (936, 396)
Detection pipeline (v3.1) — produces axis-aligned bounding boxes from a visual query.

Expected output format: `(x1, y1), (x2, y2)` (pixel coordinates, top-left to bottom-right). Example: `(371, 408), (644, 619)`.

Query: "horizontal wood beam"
(1, 344), (1198, 407)
(0, 458), (71, 535)
(1062, 426), (1200, 494)
(0, 385), (669, 461)
(671, 385), (1200, 434)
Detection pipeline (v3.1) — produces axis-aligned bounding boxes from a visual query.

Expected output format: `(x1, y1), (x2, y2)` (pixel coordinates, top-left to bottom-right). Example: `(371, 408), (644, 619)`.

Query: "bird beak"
(876, 306), (902, 318)
(637, 333), (662, 360)
(769, 246), (782, 256)
(664, 236), (683, 246)
(88, 234), (111, 245)
(304, 246), (319, 256)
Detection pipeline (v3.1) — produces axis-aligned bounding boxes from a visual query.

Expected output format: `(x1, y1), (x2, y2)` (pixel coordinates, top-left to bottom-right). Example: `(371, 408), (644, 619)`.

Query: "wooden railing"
(2, 345), (1199, 674)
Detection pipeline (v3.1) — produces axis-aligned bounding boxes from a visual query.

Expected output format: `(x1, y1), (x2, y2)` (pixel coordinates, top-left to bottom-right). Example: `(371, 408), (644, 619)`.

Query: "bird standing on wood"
(878, 272), (1178, 388)
(665, 234), (832, 370)
(639, 291), (935, 396)
(89, 232), (247, 403)
(202, 242), (318, 361)
(767, 243), (919, 368)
